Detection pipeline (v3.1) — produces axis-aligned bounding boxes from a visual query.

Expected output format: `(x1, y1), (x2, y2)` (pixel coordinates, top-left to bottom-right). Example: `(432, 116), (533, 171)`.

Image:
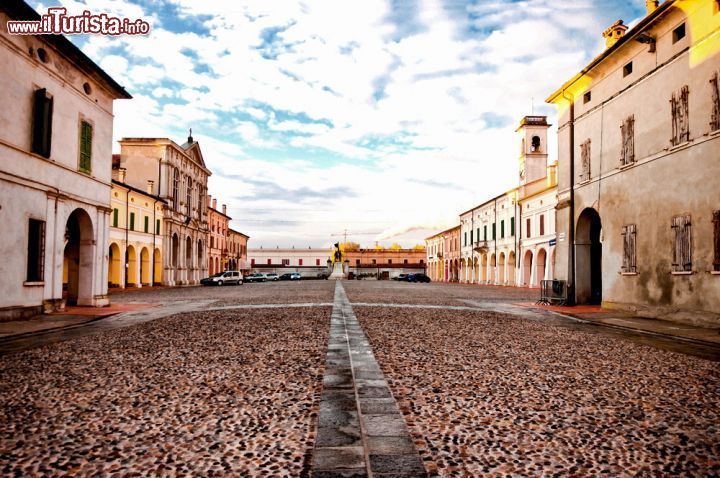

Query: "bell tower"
(517, 115), (550, 185)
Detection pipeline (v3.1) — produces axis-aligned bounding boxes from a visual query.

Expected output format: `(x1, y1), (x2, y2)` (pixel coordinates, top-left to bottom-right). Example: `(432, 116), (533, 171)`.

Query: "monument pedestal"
(329, 262), (346, 280)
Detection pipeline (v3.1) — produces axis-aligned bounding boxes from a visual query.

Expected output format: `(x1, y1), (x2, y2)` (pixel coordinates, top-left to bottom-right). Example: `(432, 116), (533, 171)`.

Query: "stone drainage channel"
(312, 282), (427, 477)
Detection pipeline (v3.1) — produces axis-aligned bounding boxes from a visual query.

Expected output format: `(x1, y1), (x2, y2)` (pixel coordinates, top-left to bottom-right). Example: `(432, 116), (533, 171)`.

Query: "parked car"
(244, 272), (267, 283)
(407, 273), (431, 283)
(265, 273), (280, 281)
(279, 273), (302, 280)
(392, 274), (409, 281)
(200, 271), (243, 286)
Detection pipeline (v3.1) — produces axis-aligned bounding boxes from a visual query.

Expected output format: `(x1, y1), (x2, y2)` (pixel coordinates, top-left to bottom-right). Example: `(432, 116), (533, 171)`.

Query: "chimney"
(118, 168), (126, 183)
(212, 198), (217, 210)
(646, 0), (659, 15)
(222, 204), (227, 215)
(147, 180), (154, 195)
(602, 20), (628, 48)
(207, 194), (212, 207)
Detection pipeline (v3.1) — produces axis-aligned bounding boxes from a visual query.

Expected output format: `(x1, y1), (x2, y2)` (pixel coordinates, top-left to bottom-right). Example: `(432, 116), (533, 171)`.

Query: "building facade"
(344, 248), (426, 279)
(517, 116), (558, 288)
(547, 0), (720, 325)
(207, 196), (230, 275)
(0, 1), (131, 319)
(425, 226), (461, 282)
(108, 175), (165, 288)
(249, 248), (330, 277)
(227, 228), (249, 272)
(117, 135), (211, 286)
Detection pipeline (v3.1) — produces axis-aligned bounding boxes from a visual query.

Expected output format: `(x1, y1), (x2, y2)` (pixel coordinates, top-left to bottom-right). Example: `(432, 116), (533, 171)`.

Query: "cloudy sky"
(32, 0), (645, 248)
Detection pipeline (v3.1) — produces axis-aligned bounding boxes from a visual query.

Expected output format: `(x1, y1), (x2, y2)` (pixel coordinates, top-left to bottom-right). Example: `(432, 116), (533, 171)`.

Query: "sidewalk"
(517, 302), (720, 347)
(0, 303), (158, 339)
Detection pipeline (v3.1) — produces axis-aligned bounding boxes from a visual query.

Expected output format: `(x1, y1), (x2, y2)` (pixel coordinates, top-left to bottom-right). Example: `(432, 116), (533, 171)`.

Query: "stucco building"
(207, 196), (230, 275)
(249, 248), (330, 277)
(344, 248), (426, 279)
(0, 0), (131, 319)
(547, 0), (720, 325)
(108, 172), (165, 288)
(117, 135), (210, 285)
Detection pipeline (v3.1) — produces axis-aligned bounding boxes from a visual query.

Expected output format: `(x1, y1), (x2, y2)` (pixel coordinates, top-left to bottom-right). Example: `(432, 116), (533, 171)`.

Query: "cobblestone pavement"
(0, 307), (330, 476)
(356, 306), (720, 477)
(111, 280), (336, 306)
(343, 279), (539, 305)
(2, 280), (719, 477)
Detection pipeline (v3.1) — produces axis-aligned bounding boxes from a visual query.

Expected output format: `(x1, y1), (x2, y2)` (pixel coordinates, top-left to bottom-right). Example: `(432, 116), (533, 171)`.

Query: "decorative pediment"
(183, 141), (207, 169)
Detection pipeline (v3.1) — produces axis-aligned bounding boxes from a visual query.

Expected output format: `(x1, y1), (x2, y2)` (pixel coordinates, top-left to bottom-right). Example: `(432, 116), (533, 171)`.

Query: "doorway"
(576, 208), (602, 305)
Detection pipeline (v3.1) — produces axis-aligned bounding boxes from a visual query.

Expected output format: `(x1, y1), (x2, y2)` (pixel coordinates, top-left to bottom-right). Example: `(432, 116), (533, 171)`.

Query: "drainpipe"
(151, 158), (161, 286)
(562, 88), (576, 305)
(124, 183), (129, 288)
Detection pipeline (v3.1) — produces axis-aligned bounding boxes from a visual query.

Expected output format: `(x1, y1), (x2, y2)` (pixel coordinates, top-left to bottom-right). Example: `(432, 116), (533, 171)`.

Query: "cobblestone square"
(1, 280), (718, 476)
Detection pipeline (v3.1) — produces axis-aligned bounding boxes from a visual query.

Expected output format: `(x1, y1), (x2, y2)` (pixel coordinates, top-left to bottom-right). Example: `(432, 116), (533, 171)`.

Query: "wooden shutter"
(79, 121), (92, 172)
(622, 224), (637, 273)
(671, 215), (692, 272)
(32, 89), (53, 157)
(713, 211), (720, 271)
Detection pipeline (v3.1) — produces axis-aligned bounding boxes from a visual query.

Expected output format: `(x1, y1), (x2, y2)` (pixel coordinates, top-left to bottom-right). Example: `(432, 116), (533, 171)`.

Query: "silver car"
(201, 271), (243, 286)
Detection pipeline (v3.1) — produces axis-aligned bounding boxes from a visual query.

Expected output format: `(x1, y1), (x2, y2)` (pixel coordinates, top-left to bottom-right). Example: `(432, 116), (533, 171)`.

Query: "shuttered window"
(156, 219), (160, 235)
(32, 88), (53, 158)
(713, 210), (720, 272)
(580, 139), (591, 181)
(540, 215), (545, 236)
(711, 71), (720, 132)
(79, 120), (92, 173)
(129, 212), (135, 231)
(483, 225), (487, 241)
(620, 115), (635, 166)
(501, 220), (505, 238)
(670, 85), (690, 146)
(26, 219), (46, 282)
(144, 216), (149, 233)
(671, 215), (692, 272)
(621, 224), (637, 273)
(492, 223), (496, 240)
(112, 208), (119, 227)
(510, 218), (515, 237)
(526, 218), (531, 238)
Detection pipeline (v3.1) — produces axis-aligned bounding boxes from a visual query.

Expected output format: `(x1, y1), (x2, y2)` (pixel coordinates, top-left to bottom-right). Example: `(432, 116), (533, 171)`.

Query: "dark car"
(392, 274), (409, 281)
(244, 273), (267, 283)
(407, 273), (431, 283)
(280, 273), (302, 280)
(200, 271), (243, 286)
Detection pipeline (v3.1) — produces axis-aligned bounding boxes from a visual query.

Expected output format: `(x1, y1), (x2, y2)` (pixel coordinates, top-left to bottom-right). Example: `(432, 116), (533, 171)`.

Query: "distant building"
(425, 226), (461, 282)
(248, 248), (329, 277)
(207, 196), (229, 275)
(344, 248), (426, 279)
(117, 134), (211, 285)
(547, 0), (720, 324)
(0, 0), (130, 319)
(108, 173), (166, 288)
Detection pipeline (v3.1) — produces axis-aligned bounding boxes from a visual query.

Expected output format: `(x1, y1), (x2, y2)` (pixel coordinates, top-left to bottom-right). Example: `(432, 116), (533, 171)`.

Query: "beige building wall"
(0, 3), (130, 319)
(548, 0), (720, 325)
(118, 136), (211, 285)
(227, 228), (249, 272)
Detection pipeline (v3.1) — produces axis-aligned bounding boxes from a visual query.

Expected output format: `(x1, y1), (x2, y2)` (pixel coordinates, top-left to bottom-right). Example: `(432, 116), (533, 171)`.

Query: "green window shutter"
(156, 219), (160, 235)
(129, 212), (135, 231)
(113, 209), (118, 227)
(484, 225), (487, 240)
(511, 217), (515, 236)
(470, 230), (473, 244)
(79, 121), (92, 173)
(492, 223), (496, 240)
(32, 88), (53, 157)
(501, 220), (505, 238)
(144, 216), (149, 233)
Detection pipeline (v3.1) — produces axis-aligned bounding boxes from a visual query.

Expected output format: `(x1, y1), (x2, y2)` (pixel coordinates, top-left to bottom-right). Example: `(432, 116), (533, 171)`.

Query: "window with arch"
(186, 177), (192, 215)
(531, 135), (541, 152)
(172, 169), (179, 210)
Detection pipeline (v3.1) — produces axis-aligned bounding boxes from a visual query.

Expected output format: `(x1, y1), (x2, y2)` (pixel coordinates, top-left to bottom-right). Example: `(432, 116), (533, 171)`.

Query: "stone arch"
(523, 250), (533, 287)
(481, 254), (488, 282)
(508, 251), (516, 286)
(140, 247), (151, 285)
(154, 248), (162, 284)
(126, 244), (138, 287)
(63, 208), (94, 305)
(498, 252), (506, 284)
(108, 242), (122, 287)
(536, 248), (548, 286)
(576, 208), (602, 305)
